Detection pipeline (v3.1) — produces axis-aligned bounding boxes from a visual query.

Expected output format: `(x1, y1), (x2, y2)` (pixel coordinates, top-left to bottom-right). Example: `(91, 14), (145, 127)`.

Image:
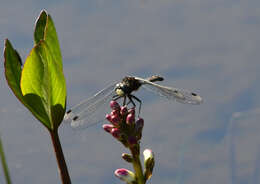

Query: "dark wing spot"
(148, 75), (164, 82)
(191, 93), (197, 96)
(67, 109), (72, 114)
(173, 90), (178, 93)
(73, 116), (79, 121)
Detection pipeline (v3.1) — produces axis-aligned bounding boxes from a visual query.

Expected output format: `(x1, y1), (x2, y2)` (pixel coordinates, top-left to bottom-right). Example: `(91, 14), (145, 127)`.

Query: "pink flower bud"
(114, 168), (135, 183)
(135, 118), (144, 130)
(126, 113), (135, 125)
(111, 128), (121, 139)
(135, 118), (144, 140)
(106, 114), (112, 122)
(110, 100), (120, 110)
(120, 106), (128, 116)
(102, 124), (114, 133)
(111, 109), (120, 116)
(111, 115), (120, 125)
(128, 108), (135, 115)
(122, 153), (133, 163)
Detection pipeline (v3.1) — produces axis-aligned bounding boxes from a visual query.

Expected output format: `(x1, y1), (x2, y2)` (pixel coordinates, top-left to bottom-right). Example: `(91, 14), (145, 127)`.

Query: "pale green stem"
(0, 135), (12, 184)
(130, 146), (145, 184)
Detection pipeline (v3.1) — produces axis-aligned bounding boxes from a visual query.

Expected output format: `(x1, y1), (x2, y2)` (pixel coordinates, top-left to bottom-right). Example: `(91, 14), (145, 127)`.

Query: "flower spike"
(104, 101), (151, 183)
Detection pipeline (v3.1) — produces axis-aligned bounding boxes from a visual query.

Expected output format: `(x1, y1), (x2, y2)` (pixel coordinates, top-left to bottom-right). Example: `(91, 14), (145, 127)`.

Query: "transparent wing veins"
(64, 82), (117, 127)
(70, 90), (116, 128)
(134, 77), (202, 104)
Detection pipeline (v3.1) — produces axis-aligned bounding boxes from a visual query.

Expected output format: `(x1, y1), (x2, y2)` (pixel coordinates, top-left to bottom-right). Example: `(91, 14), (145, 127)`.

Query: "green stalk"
(49, 129), (71, 184)
(0, 136), (12, 184)
(130, 146), (145, 184)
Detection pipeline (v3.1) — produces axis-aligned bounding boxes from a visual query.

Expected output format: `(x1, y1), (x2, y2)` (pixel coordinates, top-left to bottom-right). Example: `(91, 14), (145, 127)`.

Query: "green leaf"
(4, 39), (51, 128)
(34, 10), (63, 70)
(4, 39), (23, 102)
(21, 40), (66, 129)
(4, 10), (66, 130)
(34, 10), (47, 44)
(34, 11), (66, 128)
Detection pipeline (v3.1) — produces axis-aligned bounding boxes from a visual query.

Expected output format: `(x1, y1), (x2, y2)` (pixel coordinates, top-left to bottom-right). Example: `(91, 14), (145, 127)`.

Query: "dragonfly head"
(115, 77), (142, 97)
(115, 83), (126, 97)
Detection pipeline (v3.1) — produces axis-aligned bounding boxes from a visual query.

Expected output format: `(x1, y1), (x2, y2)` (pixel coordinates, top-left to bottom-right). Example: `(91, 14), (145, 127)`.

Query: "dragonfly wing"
(70, 90), (116, 129)
(64, 82), (117, 128)
(134, 77), (203, 104)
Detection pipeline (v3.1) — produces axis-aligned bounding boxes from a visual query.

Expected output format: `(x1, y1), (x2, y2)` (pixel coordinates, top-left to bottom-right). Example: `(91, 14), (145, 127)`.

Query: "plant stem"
(0, 136), (12, 184)
(130, 146), (145, 184)
(49, 129), (71, 184)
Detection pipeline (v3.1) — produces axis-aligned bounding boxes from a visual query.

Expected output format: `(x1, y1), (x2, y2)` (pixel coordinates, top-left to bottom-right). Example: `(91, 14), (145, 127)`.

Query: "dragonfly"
(64, 75), (202, 128)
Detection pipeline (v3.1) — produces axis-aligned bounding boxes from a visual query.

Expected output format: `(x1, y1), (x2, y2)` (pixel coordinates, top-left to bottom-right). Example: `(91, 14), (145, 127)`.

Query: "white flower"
(143, 149), (155, 180)
(143, 149), (154, 162)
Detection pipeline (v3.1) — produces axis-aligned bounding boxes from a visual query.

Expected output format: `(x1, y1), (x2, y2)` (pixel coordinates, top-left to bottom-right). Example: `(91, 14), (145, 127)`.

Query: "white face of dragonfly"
(115, 83), (125, 97)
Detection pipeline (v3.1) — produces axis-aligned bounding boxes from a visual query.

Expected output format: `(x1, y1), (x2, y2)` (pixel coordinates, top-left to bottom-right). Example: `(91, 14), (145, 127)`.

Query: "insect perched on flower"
(65, 75), (202, 128)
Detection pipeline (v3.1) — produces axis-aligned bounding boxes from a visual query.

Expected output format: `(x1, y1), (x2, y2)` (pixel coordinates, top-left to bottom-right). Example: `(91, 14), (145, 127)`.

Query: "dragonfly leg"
(113, 95), (127, 106)
(126, 99), (131, 105)
(131, 95), (142, 117)
(113, 95), (121, 101)
(123, 96), (126, 106)
(127, 95), (136, 107)
(113, 95), (122, 102)
(128, 95), (142, 117)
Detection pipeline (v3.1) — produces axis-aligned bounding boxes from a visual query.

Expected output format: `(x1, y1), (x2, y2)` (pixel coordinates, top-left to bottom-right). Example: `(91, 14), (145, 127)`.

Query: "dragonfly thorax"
(115, 77), (142, 97)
